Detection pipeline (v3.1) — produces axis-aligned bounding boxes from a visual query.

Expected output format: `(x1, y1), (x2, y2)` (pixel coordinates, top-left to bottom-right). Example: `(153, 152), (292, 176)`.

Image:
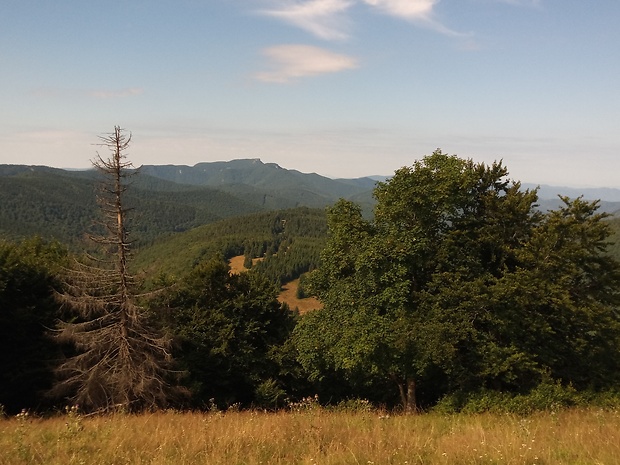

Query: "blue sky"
(1, 0), (619, 187)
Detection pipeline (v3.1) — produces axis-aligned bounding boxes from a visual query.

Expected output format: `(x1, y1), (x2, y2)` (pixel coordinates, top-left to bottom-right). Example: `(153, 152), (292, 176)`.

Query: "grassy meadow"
(228, 255), (322, 313)
(1, 407), (619, 465)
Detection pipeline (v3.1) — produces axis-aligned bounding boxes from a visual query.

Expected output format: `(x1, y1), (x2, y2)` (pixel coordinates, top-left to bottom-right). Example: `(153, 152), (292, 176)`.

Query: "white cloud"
(255, 44), (359, 83)
(258, 0), (465, 39)
(260, 0), (353, 40)
(362, 0), (436, 20)
(363, 0), (466, 36)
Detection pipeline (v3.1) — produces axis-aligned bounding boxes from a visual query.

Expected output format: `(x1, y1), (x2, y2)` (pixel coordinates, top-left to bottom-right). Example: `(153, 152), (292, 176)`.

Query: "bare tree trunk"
(392, 375), (418, 414)
(405, 378), (417, 414)
(51, 126), (183, 413)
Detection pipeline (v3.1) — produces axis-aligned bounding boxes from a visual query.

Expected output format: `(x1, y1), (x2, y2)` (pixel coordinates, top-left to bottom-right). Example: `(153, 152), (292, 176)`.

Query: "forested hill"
(0, 161), (376, 247)
(0, 166), (262, 246)
(132, 207), (328, 285)
(139, 158), (377, 209)
(141, 158), (372, 194)
(3, 160), (620, 250)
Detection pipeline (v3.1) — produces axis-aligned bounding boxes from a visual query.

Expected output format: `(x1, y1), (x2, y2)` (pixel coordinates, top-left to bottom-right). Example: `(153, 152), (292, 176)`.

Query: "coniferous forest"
(2, 135), (620, 416)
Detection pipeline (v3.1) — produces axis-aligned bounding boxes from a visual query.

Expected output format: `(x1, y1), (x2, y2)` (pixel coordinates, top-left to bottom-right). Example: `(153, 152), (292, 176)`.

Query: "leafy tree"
(52, 127), (181, 412)
(494, 196), (620, 389)
(294, 150), (620, 412)
(0, 237), (67, 413)
(162, 256), (297, 409)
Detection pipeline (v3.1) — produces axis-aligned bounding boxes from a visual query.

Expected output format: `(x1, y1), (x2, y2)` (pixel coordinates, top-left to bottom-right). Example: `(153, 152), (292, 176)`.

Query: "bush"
(331, 398), (374, 413)
(254, 379), (287, 409)
(434, 380), (587, 415)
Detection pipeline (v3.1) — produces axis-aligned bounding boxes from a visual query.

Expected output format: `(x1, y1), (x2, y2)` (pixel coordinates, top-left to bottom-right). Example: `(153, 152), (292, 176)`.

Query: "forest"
(2, 140), (620, 416)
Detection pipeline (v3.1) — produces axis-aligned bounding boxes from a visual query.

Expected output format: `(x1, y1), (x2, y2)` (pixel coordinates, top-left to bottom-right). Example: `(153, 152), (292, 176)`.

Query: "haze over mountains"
(140, 158), (620, 207)
(140, 158), (620, 214)
(1, 158), (619, 248)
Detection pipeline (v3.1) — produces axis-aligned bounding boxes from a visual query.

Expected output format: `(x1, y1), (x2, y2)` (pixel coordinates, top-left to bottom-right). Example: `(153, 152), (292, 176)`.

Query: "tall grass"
(1, 407), (619, 464)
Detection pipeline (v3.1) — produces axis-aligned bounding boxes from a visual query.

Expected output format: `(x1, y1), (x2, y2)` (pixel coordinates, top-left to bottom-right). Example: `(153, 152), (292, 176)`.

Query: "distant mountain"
(0, 165), (263, 246)
(521, 183), (620, 214)
(0, 159), (377, 246)
(3, 160), (620, 248)
(522, 183), (620, 203)
(140, 158), (375, 209)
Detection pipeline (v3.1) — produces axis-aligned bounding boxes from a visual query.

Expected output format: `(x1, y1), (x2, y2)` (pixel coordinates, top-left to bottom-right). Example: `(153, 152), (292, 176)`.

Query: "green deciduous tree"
(0, 237), (67, 413)
(162, 256), (297, 409)
(294, 150), (620, 412)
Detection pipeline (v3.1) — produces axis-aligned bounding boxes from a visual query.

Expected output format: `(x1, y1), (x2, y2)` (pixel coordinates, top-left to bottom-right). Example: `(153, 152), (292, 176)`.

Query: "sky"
(1, 0), (619, 187)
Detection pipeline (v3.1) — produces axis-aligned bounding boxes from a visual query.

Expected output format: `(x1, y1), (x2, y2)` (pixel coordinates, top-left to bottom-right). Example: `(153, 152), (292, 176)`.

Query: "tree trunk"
(393, 375), (418, 414)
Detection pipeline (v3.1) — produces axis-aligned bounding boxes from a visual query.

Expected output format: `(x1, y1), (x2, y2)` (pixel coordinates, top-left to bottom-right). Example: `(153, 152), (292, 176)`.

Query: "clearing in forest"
(228, 255), (321, 314)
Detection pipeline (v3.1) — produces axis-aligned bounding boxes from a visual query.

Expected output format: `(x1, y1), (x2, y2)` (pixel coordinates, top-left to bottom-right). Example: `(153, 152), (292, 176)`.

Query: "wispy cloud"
(255, 44), (359, 83)
(362, 0), (466, 36)
(260, 0), (353, 40)
(258, 0), (463, 39)
(362, 0), (436, 20)
(89, 87), (144, 99)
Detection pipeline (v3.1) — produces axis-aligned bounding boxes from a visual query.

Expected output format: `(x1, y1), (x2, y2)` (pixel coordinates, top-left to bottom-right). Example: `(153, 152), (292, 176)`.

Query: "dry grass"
(229, 255), (322, 313)
(277, 279), (322, 314)
(2, 408), (619, 464)
(228, 255), (250, 274)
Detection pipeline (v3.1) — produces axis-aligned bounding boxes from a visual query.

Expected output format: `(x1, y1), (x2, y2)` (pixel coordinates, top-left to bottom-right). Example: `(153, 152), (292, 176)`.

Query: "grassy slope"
(132, 207), (327, 282)
(1, 408), (619, 464)
(229, 255), (322, 313)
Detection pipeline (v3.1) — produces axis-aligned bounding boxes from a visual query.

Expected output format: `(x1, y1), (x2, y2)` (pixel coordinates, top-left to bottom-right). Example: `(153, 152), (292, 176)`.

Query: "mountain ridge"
(135, 159), (620, 204)
(2, 159), (620, 260)
(4, 159), (620, 202)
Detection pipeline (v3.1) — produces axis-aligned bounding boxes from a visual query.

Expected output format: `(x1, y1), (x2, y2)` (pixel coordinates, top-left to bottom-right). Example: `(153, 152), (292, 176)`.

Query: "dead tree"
(52, 126), (179, 412)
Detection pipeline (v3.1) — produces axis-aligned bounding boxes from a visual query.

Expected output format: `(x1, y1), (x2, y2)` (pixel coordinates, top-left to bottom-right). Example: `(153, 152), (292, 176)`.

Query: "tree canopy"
(161, 256), (297, 409)
(294, 150), (620, 412)
(0, 237), (67, 413)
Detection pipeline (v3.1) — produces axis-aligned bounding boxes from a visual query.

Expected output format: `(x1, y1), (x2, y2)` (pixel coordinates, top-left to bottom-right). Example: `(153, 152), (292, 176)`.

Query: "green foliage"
(331, 398), (374, 413)
(295, 150), (620, 412)
(0, 237), (67, 413)
(4, 155), (620, 414)
(433, 379), (594, 415)
(134, 207), (327, 287)
(161, 256), (297, 408)
(254, 379), (288, 409)
(296, 273), (311, 299)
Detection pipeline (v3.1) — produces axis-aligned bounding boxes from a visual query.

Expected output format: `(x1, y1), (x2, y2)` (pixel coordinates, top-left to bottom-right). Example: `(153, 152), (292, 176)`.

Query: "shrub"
(331, 398), (374, 413)
(434, 380), (587, 415)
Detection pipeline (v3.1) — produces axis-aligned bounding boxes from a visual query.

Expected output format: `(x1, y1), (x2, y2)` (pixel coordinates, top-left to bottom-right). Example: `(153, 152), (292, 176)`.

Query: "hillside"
(3, 159), (620, 283)
(139, 160), (620, 213)
(140, 159), (378, 210)
(132, 207), (328, 285)
(229, 255), (322, 313)
(0, 160), (376, 246)
(0, 166), (263, 246)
